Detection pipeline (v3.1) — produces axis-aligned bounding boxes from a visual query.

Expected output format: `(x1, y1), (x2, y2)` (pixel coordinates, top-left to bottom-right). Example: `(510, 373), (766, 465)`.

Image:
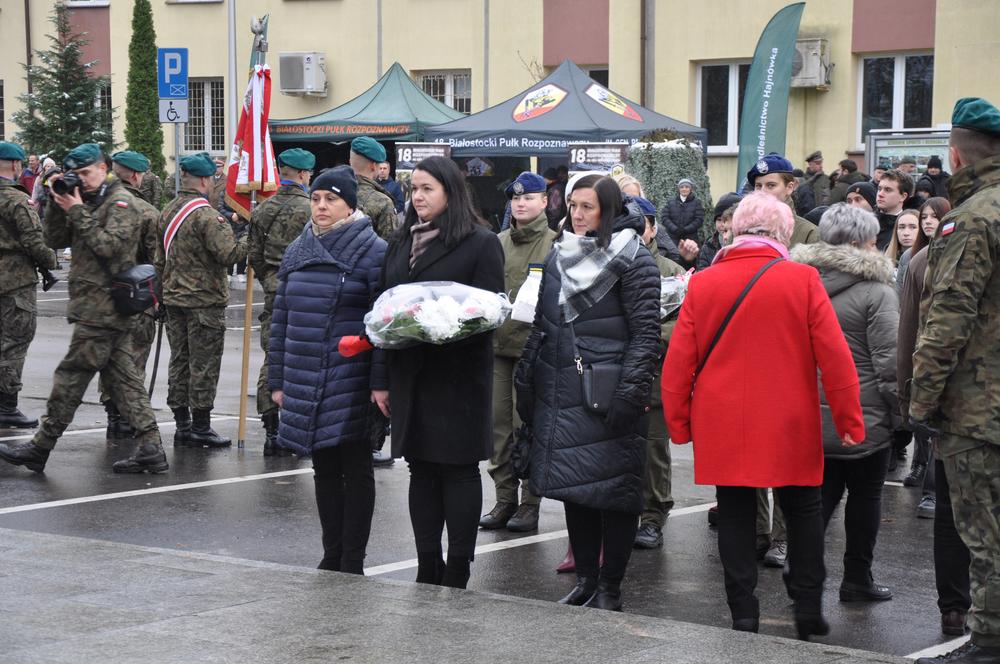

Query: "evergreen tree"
(12, 4), (115, 162)
(124, 0), (164, 177)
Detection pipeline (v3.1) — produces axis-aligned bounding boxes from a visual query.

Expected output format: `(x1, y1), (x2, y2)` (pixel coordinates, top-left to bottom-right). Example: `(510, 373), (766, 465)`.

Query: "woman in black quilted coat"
(658, 178), (706, 245)
(515, 175), (661, 611)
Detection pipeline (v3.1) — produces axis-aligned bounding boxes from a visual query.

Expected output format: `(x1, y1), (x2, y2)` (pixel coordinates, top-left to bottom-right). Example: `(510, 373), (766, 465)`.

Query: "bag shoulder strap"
(695, 256), (784, 378)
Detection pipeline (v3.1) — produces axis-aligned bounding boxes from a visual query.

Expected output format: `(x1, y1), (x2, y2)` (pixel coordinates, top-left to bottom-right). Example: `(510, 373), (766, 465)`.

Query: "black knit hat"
(927, 155), (943, 170)
(846, 181), (877, 209)
(713, 192), (742, 220)
(310, 165), (357, 209)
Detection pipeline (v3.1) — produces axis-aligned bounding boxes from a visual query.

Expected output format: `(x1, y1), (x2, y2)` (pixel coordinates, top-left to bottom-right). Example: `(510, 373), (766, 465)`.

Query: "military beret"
(747, 152), (794, 186)
(504, 171), (547, 198)
(952, 97), (1000, 135)
(310, 165), (357, 209)
(179, 152), (217, 177)
(0, 141), (26, 162)
(63, 143), (103, 170)
(350, 136), (386, 163)
(805, 150), (823, 163)
(111, 150), (150, 173)
(277, 148), (315, 171)
(631, 195), (657, 219)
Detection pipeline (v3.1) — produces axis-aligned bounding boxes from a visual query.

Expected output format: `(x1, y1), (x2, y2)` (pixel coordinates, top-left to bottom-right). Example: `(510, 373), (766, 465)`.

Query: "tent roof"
(424, 60), (706, 156)
(269, 62), (465, 142)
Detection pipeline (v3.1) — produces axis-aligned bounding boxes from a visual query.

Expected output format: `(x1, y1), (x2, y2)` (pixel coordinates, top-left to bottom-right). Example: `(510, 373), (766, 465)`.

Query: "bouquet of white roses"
(660, 272), (692, 320)
(364, 281), (512, 349)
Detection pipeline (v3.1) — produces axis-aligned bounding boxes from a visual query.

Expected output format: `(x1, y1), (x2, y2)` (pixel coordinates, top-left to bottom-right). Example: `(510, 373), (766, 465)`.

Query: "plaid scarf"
(555, 228), (641, 321)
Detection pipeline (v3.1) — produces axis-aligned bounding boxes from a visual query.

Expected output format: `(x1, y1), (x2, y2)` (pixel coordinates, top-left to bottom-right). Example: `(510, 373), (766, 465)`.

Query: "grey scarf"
(555, 228), (641, 321)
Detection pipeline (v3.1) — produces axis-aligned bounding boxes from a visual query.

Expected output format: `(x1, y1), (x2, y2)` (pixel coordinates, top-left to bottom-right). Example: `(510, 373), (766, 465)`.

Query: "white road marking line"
(0, 414), (258, 443)
(906, 635), (970, 659)
(884, 480), (905, 487)
(226, 303), (263, 308)
(37, 297), (70, 302)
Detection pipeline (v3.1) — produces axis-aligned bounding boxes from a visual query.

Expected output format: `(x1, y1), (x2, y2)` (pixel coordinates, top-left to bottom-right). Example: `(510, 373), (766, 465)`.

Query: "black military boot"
(262, 411), (290, 456)
(172, 407), (192, 446)
(188, 409), (231, 448)
(0, 392), (39, 429)
(103, 401), (133, 439)
(0, 441), (50, 472)
(112, 440), (169, 474)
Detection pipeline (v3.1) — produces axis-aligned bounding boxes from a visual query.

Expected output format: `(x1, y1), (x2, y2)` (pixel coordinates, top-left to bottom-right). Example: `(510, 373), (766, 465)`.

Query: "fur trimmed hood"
(791, 242), (895, 298)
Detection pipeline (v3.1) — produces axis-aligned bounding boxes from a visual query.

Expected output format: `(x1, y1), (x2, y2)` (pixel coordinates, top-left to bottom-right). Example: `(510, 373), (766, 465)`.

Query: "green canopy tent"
(269, 62), (465, 142)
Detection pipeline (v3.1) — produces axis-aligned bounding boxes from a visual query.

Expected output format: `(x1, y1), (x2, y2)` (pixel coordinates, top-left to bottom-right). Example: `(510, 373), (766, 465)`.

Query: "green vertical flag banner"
(736, 2), (806, 192)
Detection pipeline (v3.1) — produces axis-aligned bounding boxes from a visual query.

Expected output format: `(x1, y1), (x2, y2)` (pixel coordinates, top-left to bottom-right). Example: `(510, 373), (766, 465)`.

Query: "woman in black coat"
(658, 178), (705, 245)
(370, 156), (504, 590)
(516, 175), (661, 611)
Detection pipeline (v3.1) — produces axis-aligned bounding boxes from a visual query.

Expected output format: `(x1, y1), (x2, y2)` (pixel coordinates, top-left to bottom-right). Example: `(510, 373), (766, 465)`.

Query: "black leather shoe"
(732, 617), (759, 633)
(916, 642), (1000, 663)
(0, 441), (49, 472)
(634, 523), (663, 549)
(840, 580), (893, 602)
(112, 441), (169, 474)
(941, 610), (968, 636)
(707, 505), (719, 527)
(479, 502), (516, 529)
(795, 614), (830, 641)
(0, 392), (38, 429)
(506, 504), (539, 532)
(188, 409), (231, 448)
(558, 577), (597, 606)
(583, 579), (622, 611)
(904, 463), (927, 487)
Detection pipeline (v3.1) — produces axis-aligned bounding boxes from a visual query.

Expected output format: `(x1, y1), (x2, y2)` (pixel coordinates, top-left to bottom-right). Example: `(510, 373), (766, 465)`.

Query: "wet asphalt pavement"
(0, 274), (968, 660)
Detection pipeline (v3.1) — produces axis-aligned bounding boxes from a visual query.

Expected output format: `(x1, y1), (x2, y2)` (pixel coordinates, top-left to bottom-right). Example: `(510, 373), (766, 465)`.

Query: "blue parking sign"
(157, 48), (189, 99)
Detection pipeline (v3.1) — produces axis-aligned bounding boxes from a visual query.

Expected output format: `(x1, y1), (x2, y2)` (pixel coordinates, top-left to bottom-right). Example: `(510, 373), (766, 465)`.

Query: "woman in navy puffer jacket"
(269, 165), (387, 574)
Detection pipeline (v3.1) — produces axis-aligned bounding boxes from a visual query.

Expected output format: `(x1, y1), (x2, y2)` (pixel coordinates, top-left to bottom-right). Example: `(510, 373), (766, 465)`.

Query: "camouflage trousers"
(487, 356), (539, 506)
(98, 313), (157, 405)
(32, 323), (160, 450)
(940, 435), (1000, 646)
(0, 285), (37, 394)
(641, 405), (674, 529)
(165, 305), (226, 411)
(256, 286), (277, 415)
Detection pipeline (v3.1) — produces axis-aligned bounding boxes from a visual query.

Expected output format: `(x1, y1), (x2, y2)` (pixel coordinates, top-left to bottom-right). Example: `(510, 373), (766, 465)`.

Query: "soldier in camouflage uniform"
(0, 143), (168, 474)
(139, 170), (165, 210)
(248, 148), (313, 456)
(157, 152), (248, 448)
(0, 142), (58, 429)
(911, 98), (1000, 664)
(97, 151), (161, 439)
(348, 136), (397, 240)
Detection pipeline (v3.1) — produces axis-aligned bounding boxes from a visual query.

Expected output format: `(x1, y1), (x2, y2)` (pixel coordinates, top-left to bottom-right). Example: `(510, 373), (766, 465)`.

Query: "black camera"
(51, 171), (83, 196)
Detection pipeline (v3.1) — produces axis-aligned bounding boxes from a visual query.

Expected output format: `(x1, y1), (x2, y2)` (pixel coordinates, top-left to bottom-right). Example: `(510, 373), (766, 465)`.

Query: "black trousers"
(563, 501), (638, 583)
(935, 458), (972, 614)
(716, 485), (826, 620)
(408, 459), (482, 560)
(821, 447), (890, 586)
(312, 439), (376, 574)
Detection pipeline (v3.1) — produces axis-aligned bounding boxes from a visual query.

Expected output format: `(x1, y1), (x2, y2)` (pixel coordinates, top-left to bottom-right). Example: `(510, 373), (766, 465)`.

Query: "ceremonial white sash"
(163, 197), (211, 256)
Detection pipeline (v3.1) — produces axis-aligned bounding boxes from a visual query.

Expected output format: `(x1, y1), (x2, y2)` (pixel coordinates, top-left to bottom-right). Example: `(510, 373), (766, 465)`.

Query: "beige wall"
(932, 0), (1000, 123)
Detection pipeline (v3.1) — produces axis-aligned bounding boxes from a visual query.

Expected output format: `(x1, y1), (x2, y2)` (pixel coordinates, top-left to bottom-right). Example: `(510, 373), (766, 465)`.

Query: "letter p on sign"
(157, 48), (189, 99)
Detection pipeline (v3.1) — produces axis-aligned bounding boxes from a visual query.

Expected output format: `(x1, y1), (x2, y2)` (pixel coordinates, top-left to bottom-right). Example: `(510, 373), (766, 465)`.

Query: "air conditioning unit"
(279, 52), (327, 96)
(791, 38), (831, 88)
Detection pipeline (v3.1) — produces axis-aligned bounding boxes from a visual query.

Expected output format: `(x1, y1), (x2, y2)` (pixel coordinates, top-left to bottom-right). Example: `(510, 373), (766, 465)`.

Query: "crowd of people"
(0, 95), (998, 663)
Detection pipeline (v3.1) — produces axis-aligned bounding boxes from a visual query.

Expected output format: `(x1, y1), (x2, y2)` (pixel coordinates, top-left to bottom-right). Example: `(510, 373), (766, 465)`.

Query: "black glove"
(909, 416), (940, 440)
(605, 398), (645, 435)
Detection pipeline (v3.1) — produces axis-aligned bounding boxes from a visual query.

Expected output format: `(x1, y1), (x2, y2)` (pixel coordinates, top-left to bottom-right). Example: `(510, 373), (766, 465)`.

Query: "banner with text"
(567, 143), (628, 176)
(396, 142), (451, 173)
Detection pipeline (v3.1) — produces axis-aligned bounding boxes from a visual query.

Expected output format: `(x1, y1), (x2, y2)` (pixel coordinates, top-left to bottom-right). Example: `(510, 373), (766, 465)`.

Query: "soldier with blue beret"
(504, 171), (547, 198)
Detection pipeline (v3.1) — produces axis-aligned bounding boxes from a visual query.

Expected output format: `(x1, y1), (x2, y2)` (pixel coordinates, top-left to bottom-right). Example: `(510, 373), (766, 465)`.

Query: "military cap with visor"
(111, 150), (150, 173)
(0, 141), (27, 162)
(277, 148), (316, 172)
(63, 143), (103, 170)
(179, 152), (217, 177)
(504, 171), (547, 198)
(350, 136), (386, 163)
(805, 150), (823, 163)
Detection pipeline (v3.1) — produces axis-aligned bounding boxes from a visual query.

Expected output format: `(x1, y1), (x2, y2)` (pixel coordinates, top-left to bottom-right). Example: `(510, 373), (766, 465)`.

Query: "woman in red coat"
(662, 191), (865, 640)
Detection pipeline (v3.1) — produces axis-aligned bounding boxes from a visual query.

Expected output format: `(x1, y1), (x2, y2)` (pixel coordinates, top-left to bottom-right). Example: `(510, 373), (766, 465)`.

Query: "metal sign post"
(157, 48), (190, 187)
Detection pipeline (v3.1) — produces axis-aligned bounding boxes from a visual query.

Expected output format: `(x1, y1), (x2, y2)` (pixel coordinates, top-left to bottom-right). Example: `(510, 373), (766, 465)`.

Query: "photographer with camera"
(0, 143), (169, 474)
(0, 141), (58, 429)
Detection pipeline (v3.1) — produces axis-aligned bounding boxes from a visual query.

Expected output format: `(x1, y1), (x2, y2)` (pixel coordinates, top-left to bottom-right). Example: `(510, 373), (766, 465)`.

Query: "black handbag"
(511, 423), (532, 480)
(569, 321), (622, 415)
(109, 263), (159, 316)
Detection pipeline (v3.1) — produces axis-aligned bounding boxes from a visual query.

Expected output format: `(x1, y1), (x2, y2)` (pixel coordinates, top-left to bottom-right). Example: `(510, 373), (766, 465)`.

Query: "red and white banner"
(224, 64), (279, 219)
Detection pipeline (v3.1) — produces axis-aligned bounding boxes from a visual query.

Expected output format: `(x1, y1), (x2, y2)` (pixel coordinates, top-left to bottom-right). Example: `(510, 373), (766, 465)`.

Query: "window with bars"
(0, 80), (4, 141)
(183, 78), (226, 155)
(95, 82), (113, 138)
(695, 62), (751, 154)
(858, 54), (934, 145)
(416, 70), (472, 114)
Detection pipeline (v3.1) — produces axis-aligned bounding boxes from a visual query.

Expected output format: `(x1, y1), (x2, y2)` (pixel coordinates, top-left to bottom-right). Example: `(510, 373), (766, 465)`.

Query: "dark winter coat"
(916, 171), (951, 199)
(516, 213), (661, 514)
(658, 194), (705, 245)
(696, 232), (722, 271)
(370, 223), (505, 464)
(654, 225), (684, 264)
(268, 215), (387, 456)
(829, 171), (869, 204)
(792, 242), (899, 459)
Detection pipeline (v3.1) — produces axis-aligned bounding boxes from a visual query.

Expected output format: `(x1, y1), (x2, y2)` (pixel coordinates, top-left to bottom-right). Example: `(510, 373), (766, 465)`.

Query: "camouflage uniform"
(157, 188), (247, 412)
(911, 153), (1000, 647)
(33, 178), (162, 450)
(248, 183), (311, 415)
(356, 174), (396, 240)
(139, 171), (165, 210)
(0, 179), (58, 395)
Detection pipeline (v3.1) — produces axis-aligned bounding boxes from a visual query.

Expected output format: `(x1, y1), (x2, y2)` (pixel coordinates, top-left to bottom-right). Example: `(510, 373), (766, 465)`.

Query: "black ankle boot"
(0, 392), (38, 429)
(188, 409), (231, 448)
(104, 402), (133, 439)
(441, 555), (471, 589)
(558, 576), (597, 606)
(262, 411), (290, 456)
(0, 441), (50, 472)
(112, 440), (169, 474)
(172, 407), (192, 446)
(794, 612), (830, 641)
(583, 579), (623, 611)
(416, 552), (445, 585)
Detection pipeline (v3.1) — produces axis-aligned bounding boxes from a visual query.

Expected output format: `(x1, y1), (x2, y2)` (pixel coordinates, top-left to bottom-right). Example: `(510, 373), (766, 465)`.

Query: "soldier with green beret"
(248, 147), (314, 456)
(349, 136), (397, 240)
(0, 143), (168, 474)
(911, 97), (1000, 664)
(157, 151), (248, 448)
(0, 141), (58, 429)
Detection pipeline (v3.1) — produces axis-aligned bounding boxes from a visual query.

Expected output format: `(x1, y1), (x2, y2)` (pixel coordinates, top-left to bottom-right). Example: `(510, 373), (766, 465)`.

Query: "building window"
(695, 62), (750, 154)
(416, 70), (472, 114)
(0, 80), (4, 142)
(858, 54), (934, 144)
(95, 82), (113, 138)
(183, 78), (226, 154)
(584, 68), (609, 87)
